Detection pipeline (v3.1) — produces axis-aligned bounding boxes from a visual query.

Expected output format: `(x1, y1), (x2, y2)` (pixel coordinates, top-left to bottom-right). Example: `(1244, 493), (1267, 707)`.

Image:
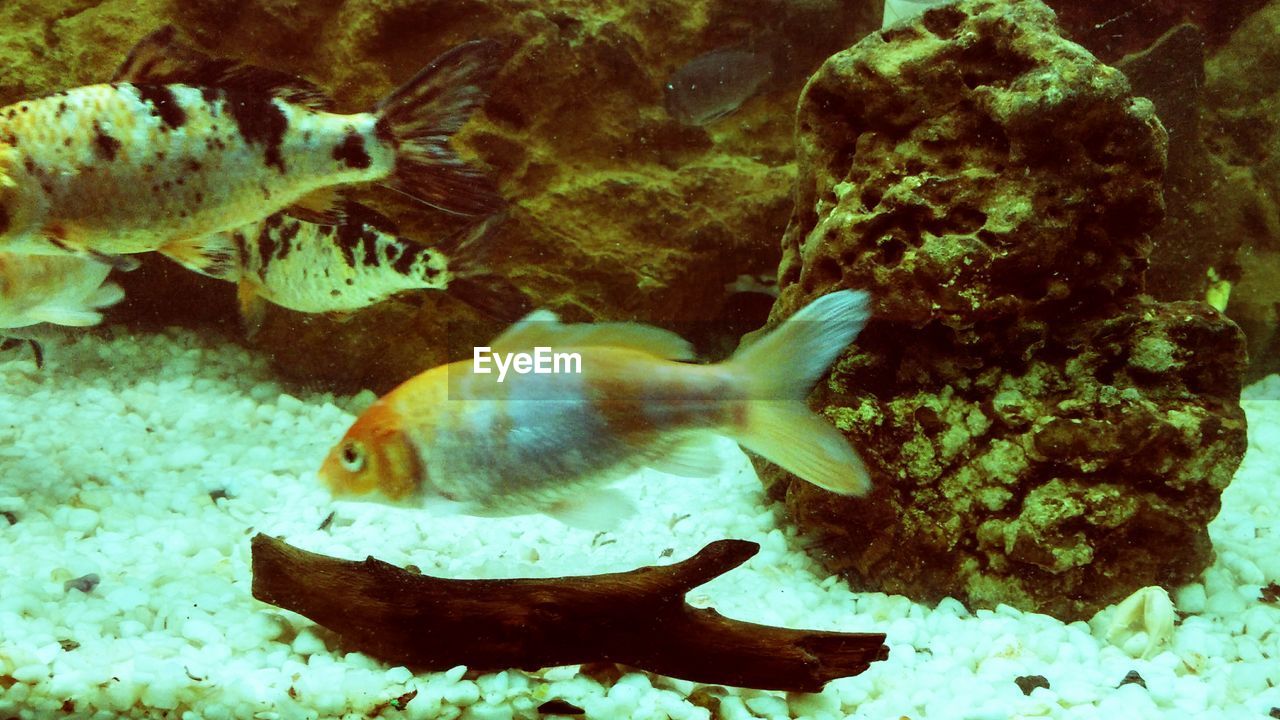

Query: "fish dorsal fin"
(114, 25), (332, 110)
(489, 311), (695, 360)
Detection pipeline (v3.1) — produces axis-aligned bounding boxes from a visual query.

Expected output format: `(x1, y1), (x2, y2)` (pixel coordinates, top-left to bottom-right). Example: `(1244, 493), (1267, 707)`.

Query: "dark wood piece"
(251, 534), (888, 692)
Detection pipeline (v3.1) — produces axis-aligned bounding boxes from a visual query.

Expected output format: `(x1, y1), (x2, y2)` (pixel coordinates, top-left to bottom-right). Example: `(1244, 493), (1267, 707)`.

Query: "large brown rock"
(760, 0), (1248, 620)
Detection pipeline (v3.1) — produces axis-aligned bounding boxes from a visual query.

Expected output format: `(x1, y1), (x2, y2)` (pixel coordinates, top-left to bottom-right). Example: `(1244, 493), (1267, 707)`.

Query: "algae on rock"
(760, 0), (1248, 620)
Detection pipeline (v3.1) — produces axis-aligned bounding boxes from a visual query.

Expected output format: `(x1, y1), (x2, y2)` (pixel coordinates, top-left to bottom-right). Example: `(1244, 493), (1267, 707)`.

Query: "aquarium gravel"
(2, 328), (1280, 720)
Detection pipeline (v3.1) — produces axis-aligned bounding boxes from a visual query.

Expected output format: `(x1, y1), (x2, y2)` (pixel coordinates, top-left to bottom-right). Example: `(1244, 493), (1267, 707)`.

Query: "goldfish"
(0, 26), (504, 274)
(319, 289), (872, 530)
(0, 253), (124, 367)
(664, 48), (774, 126)
(201, 202), (529, 333)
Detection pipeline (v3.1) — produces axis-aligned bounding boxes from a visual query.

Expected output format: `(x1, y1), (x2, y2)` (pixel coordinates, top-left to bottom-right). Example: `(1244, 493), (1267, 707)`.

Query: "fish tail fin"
(722, 289), (874, 496)
(375, 39), (506, 216)
(441, 211), (535, 322)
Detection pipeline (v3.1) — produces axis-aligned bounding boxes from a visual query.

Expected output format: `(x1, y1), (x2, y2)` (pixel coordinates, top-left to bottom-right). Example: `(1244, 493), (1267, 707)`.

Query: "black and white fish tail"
(442, 211), (535, 322)
(375, 39), (506, 216)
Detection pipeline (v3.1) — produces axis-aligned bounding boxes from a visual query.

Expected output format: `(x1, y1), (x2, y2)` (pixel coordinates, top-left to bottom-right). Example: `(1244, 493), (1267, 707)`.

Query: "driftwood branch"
(251, 534), (888, 692)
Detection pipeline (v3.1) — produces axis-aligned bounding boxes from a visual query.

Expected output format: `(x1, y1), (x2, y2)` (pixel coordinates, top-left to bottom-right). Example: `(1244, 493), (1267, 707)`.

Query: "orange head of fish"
(318, 398), (423, 503)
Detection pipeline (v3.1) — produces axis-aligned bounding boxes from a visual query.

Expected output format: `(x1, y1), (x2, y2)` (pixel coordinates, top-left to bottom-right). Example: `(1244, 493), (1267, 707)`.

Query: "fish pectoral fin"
(237, 280), (268, 339)
(158, 233), (241, 279)
(284, 187), (348, 225)
(114, 26), (333, 110)
(36, 223), (139, 271)
(323, 311), (357, 324)
(546, 487), (636, 532)
(489, 311), (695, 360)
(642, 433), (725, 478)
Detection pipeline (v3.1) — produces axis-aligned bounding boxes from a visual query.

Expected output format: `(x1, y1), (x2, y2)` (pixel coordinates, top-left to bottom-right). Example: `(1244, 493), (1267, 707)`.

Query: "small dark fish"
(537, 699), (584, 715)
(64, 573), (100, 593)
(664, 48), (773, 126)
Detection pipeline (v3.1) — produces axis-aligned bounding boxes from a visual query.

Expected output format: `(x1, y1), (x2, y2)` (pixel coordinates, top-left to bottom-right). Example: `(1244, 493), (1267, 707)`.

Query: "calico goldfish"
(0, 26), (504, 273)
(203, 202), (528, 333)
(319, 289), (872, 530)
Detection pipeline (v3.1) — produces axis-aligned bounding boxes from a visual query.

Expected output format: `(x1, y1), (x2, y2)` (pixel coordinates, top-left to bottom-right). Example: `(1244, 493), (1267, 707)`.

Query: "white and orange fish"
(0, 26), (503, 273)
(319, 289), (873, 530)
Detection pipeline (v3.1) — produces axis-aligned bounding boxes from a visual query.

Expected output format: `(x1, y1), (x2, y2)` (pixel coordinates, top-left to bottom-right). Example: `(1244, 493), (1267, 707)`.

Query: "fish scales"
(0, 82), (392, 257)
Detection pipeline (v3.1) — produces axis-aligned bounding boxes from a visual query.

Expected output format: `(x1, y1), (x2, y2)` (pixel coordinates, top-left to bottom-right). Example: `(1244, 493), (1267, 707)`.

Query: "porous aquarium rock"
(759, 0), (1249, 620)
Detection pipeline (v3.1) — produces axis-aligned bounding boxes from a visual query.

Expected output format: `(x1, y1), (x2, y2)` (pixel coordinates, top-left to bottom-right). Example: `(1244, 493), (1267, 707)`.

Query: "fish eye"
(339, 441), (365, 472)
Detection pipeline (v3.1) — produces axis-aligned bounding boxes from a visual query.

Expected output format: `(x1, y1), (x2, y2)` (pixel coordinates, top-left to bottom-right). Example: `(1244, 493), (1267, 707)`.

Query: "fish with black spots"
(0, 26), (505, 274)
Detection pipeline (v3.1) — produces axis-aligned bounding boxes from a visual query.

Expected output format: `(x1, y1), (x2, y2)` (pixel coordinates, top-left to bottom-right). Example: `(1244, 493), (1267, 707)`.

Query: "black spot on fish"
(2, 131), (18, 146)
(274, 220), (300, 261)
(186, 159), (203, 173)
(134, 84), (187, 130)
(18, 105), (27, 113)
(335, 221), (380, 268)
(22, 157), (35, 173)
(62, 137), (71, 147)
(345, 278), (354, 286)
(225, 91), (288, 173)
(374, 116), (395, 145)
(332, 131), (370, 170)
(55, 101), (67, 118)
(194, 192), (204, 204)
(232, 231), (248, 263)
(392, 242), (421, 276)
(92, 121), (121, 161)
(255, 214), (284, 271)
(4, 109), (14, 120)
